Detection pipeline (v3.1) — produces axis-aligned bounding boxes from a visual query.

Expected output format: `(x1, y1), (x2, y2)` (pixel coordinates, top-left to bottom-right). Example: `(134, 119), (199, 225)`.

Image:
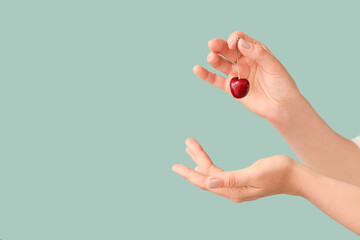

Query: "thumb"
(206, 168), (253, 189)
(237, 38), (281, 74)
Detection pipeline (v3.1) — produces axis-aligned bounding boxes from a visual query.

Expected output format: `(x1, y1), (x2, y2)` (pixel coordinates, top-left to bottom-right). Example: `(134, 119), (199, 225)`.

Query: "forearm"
(294, 164), (360, 235)
(271, 95), (360, 185)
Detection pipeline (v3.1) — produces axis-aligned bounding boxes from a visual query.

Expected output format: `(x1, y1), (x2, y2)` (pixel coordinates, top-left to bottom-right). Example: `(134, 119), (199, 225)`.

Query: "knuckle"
(256, 43), (265, 54)
(207, 72), (215, 84)
(254, 44), (266, 60)
(203, 69), (211, 81)
(227, 174), (237, 187)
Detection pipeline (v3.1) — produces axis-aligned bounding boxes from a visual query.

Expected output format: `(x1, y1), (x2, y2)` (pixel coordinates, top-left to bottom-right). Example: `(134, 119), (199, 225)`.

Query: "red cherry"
(230, 77), (250, 99)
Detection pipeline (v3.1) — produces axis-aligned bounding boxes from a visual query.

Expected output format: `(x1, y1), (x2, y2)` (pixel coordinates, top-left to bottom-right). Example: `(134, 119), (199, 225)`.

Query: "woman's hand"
(173, 139), (360, 235)
(194, 31), (360, 186)
(193, 31), (302, 122)
(172, 138), (300, 203)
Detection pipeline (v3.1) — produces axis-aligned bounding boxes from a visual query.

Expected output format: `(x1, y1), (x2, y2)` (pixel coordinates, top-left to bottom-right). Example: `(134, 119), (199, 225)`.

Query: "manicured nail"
(239, 38), (251, 49)
(208, 178), (220, 188)
(228, 38), (234, 48)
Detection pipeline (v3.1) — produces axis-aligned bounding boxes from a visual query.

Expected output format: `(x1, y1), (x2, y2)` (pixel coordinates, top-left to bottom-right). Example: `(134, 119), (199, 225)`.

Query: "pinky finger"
(193, 65), (226, 90)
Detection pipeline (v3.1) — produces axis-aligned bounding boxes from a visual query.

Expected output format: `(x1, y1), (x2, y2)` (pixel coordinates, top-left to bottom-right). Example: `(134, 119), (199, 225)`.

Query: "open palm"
(172, 138), (259, 203)
(194, 31), (301, 121)
(172, 138), (299, 203)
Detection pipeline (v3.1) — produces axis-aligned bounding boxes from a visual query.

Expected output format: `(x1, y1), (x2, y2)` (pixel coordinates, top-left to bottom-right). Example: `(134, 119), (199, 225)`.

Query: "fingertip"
(207, 52), (220, 63)
(227, 39), (235, 50)
(208, 38), (221, 51)
(172, 164), (178, 172)
(193, 65), (208, 79)
(208, 38), (215, 48)
(186, 138), (198, 148)
(172, 164), (186, 173)
(189, 139), (203, 152)
(208, 38), (223, 51)
(227, 34), (237, 50)
(193, 65), (201, 74)
(228, 31), (246, 49)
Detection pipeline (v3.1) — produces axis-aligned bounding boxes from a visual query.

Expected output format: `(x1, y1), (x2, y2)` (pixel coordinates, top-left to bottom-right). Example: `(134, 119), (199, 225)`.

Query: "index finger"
(227, 31), (257, 49)
(208, 38), (238, 63)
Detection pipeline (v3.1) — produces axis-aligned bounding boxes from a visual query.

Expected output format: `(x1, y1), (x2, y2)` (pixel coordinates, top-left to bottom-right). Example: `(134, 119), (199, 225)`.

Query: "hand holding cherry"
(193, 31), (302, 122)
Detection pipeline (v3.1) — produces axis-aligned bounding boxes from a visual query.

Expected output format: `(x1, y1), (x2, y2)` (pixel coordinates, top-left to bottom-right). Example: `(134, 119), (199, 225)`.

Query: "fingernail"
(239, 38), (251, 49)
(228, 38), (234, 48)
(208, 178), (220, 188)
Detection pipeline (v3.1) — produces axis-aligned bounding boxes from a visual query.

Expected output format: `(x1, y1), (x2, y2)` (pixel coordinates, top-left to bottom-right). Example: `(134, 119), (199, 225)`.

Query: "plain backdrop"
(1, 0), (360, 239)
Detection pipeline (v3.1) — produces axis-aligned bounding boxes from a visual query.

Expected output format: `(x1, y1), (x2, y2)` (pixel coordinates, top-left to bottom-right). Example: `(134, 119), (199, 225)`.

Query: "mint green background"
(0, 0), (359, 239)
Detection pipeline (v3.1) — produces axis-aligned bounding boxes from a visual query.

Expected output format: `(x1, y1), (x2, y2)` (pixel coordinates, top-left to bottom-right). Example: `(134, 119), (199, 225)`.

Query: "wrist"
(282, 160), (304, 196)
(290, 163), (320, 198)
(267, 94), (311, 132)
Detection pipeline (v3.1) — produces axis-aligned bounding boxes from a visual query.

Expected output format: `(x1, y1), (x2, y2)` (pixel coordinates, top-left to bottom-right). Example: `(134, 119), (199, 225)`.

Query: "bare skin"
(193, 31), (360, 186)
(172, 138), (360, 236)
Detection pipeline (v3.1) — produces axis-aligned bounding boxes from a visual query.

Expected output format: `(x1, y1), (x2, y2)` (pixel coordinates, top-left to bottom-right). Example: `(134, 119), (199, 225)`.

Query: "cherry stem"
(235, 38), (240, 79)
